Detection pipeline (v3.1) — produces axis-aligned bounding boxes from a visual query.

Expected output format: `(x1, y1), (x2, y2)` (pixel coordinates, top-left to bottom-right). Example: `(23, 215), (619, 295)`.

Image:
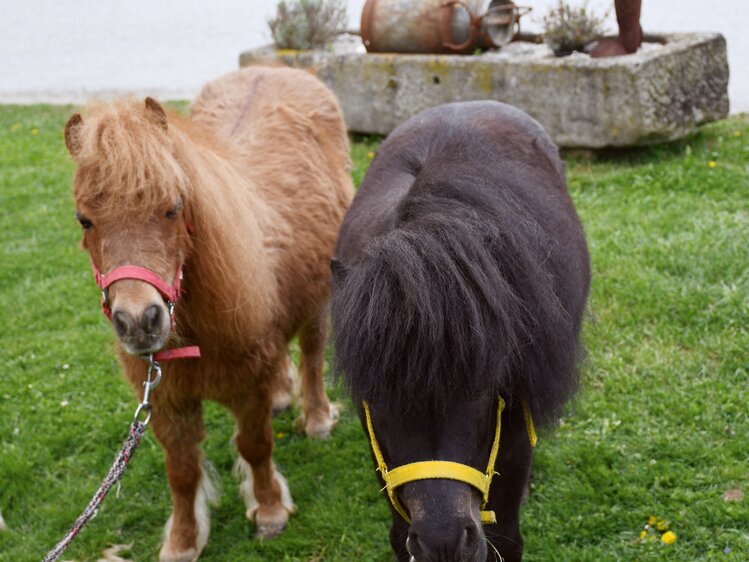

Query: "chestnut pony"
(64, 67), (353, 561)
(330, 102), (590, 561)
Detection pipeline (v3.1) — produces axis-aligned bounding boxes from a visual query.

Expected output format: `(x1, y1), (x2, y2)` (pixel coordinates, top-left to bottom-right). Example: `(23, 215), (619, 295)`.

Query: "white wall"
(0, 0), (744, 112)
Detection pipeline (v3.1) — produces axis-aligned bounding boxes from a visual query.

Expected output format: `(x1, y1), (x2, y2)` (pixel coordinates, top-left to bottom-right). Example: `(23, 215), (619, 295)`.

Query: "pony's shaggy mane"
(331, 159), (581, 425)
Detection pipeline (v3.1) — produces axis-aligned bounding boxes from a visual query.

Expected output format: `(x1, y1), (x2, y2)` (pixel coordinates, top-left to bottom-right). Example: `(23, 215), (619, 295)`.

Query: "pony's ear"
(145, 97), (168, 130)
(64, 113), (84, 158)
(330, 257), (347, 282)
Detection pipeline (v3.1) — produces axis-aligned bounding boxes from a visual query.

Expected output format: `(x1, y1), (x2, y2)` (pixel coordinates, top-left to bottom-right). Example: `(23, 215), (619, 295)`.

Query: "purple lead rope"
(42, 421), (148, 562)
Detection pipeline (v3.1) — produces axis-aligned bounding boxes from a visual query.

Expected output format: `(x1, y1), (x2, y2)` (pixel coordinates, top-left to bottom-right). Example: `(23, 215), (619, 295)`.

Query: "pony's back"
(191, 66), (350, 187)
(332, 101), (590, 424)
(189, 66), (353, 335)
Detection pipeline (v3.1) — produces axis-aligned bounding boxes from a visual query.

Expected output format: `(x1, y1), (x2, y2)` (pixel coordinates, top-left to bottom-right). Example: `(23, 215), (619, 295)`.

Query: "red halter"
(90, 258), (200, 361)
(92, 261), (183, 321)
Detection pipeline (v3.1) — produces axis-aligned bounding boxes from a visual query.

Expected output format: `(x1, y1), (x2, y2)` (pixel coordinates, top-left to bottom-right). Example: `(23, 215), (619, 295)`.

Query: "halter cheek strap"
(363, 397), (536, 525)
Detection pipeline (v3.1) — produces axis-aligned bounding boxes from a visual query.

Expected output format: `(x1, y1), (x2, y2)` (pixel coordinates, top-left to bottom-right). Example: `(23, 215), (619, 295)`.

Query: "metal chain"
(42, 354), (161, 562)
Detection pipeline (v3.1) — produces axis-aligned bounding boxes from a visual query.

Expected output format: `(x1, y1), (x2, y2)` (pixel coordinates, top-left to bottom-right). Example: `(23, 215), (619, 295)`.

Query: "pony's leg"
(484, 403), (534, 562)
(149, 400), (214, 562)
(270, 352), (298, 415)
(231, 389), (296, 539)
(298, 315), (337, 438)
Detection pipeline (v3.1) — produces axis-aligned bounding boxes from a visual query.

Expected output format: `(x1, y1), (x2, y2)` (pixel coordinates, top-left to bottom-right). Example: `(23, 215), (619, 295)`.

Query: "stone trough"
(240, 32), (729, 148)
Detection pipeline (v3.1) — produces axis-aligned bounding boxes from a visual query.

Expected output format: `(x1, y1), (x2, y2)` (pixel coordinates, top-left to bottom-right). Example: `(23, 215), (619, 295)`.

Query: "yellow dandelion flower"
(656, 519), (669, 531)
(639, 530), (647, 540)
(661, 531), (677, 545)
(31, 128), (39, 136)
(733, 130), (742, 137)
(708, 160), (717, 168)
(367, 151), (375, 159)
(648, 515), (657, 526)
(275, 431), (287, 439)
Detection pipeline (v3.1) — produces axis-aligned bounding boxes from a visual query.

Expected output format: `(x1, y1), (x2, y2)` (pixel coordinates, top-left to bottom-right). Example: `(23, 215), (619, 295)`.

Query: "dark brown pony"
(330, 101), (590, 561)
(64, 66), (353, 561)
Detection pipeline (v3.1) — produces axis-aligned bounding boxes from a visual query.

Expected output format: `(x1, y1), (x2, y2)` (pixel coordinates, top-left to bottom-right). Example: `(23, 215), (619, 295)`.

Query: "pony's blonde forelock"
(73, 99), (191, 216)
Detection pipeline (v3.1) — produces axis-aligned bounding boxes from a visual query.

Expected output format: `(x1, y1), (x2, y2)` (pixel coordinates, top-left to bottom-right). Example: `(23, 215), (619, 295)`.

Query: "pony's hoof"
(255, 522), (287, 540)
(271, 390), (294, 415)
(159, 544), (200, 562)
(271, 355), (298, 415)
(301, 402), (340, 438)
(251, 503), (292, 540)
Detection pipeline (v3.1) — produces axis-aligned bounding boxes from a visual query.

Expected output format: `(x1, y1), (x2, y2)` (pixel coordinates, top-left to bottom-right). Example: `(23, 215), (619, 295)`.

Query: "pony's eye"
(165, 199), (183, 219)
(76, 213), (93, 230)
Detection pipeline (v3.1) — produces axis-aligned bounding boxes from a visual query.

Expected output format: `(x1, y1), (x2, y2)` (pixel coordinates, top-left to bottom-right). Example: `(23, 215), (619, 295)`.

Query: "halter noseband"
(363, 397), (537, 525)
(92, 261), (184, 322)
(90, 258), (200, 361)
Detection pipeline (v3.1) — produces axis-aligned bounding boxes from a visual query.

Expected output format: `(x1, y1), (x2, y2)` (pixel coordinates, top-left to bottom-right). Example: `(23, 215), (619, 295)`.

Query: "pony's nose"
(407, 519), (481, 562)
(112, 309), (135, 338)
(140, 304), (162, 334)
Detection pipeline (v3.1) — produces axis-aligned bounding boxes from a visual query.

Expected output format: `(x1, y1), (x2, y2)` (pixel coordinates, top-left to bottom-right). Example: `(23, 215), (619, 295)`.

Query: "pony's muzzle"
(401, 480), (486, 562)
(406, 517), (483, 562)
(109, 280), (171, 355)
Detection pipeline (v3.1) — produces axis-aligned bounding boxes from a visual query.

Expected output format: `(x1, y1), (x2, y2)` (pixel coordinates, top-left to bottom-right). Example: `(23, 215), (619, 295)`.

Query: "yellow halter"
(363, 397), (537, 525)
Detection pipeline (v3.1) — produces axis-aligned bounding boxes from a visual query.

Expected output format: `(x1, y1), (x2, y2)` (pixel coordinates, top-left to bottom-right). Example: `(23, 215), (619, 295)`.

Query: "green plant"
(268, 0), (347, 50)
(542, 1), (608, 55)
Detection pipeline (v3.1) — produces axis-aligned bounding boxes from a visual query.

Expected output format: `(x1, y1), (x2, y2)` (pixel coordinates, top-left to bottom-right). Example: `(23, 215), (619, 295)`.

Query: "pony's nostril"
(140, 304), (162, 334)
(112, 310), (134, 337)
(406, 531), (423, 558)
(455, 522), (483, 560)
(407, 520), (480, 561)
(459, 523), (479, 555)
(457, 527), (468, 553)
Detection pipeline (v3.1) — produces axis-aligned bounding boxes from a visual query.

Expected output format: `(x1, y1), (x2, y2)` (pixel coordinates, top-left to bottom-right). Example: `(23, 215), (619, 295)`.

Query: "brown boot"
(591, 0), (642, 58)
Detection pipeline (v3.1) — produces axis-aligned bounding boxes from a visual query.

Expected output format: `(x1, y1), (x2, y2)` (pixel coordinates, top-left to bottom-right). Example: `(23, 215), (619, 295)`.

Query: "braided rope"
(42, 421), (148, 562)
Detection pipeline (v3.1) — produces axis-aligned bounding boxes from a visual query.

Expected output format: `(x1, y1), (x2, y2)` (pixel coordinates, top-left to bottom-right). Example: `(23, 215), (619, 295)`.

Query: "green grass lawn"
(0, 104), (747, 562)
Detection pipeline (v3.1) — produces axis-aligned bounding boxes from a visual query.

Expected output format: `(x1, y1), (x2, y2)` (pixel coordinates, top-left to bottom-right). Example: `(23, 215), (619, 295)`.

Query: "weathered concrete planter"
(240, 33), (729, 148)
